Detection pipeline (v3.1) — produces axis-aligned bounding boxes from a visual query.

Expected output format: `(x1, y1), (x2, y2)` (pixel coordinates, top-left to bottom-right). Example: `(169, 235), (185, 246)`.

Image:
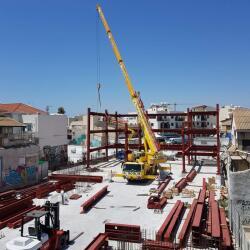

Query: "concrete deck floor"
(0, 156), (220, 249)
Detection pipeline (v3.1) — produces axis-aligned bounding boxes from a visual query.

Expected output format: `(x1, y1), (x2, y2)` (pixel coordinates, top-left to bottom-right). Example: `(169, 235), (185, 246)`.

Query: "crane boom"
(97, 4), (160, 155)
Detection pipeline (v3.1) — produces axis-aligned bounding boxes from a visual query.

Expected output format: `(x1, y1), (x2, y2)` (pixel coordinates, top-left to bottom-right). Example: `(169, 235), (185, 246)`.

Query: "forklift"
(6, 201), (70, 250)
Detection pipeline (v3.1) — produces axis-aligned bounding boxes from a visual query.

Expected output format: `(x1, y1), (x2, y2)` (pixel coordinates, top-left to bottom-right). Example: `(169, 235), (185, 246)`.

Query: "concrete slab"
(0, 156), (220, 249)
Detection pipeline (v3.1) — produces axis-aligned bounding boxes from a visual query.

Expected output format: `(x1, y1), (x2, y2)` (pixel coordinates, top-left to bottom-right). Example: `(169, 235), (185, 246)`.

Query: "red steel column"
(105, 109), (109, 162)
(125, 123), (128, 162)
(86, 108), (91, 168)
(216, 104), (220, 175)
(187, 108), (191, 165)
(182, 127), (186, 173)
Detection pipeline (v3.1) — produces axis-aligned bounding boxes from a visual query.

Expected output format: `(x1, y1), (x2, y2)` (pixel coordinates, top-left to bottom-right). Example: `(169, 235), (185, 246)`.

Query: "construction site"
(1, 2), (249, 250)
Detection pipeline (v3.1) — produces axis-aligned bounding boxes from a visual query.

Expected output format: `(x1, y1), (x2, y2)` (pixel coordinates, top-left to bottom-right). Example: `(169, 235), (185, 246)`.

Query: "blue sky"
(0, 0), (249, 116)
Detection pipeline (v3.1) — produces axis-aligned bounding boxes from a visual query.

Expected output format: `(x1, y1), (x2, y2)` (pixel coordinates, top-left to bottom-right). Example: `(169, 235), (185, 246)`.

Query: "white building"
(147, 103), (186, 130)
(122, 112), (138, 126)
(22, 113), (68, 149)
(191, 105), (216, 128)
(123, 103), (186, 130)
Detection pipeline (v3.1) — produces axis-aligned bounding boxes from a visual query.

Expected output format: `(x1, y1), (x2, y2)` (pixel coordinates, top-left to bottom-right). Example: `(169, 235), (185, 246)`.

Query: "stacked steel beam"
(105, 223), (141, 243)
(156, 200), (184, 242)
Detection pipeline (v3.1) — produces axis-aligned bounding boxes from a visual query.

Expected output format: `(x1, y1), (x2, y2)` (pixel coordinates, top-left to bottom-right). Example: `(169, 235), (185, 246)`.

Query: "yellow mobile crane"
(97, 5), (166, 181)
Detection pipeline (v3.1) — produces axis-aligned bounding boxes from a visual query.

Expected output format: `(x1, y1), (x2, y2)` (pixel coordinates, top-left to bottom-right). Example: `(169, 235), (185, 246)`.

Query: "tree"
(58, 107), (65, 114)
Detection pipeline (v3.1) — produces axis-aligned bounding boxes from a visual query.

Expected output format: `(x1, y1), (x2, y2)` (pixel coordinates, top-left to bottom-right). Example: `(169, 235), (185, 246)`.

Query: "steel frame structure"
(86, 104), (220, 174)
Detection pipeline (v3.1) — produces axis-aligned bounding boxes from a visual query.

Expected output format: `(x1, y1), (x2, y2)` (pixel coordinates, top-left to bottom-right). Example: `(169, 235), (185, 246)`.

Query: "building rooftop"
(233, 108), (250, 131)
(221, 118), (232, 126)
(0, 117), (26, 127)
(0, 103), (47, 115)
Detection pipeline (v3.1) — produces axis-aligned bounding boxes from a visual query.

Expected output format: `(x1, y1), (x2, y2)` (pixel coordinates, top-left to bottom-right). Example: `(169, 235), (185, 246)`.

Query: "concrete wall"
(0, 145), (44, 190)
(22, 114), (68, 149)
(229, 167), (250, 201)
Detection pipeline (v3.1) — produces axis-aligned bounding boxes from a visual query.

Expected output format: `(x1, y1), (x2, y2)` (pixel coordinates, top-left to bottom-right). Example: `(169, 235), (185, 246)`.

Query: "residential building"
(0, 117), (47, 191)
(231, 108), (250, 151)
(220, 105), (239, 124)
(148, 103), (185, 130)
(122, 112), (137, 126)
(191, 105), (216, 128)
(0, 103), (68, 169)
(221, 118), (232, 134)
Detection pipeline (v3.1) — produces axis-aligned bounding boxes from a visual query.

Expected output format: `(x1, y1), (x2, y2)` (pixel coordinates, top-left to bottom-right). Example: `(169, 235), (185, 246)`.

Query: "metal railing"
(0, 132), (38, 147)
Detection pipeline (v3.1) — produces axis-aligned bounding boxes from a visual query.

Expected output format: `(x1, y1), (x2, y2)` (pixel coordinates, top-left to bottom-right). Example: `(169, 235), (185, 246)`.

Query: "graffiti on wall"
(4, 165), (37, 186)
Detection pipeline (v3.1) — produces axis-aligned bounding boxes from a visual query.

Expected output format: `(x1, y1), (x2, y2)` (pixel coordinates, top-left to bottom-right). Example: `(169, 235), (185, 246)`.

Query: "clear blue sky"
(0, 1), (249, 116)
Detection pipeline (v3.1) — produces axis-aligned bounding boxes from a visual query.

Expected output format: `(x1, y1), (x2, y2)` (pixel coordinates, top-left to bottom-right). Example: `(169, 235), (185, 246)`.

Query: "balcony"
(0, 132), (38, 147)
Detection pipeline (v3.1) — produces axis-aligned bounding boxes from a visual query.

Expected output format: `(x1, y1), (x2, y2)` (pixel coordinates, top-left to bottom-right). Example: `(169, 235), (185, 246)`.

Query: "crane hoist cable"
(96, 11), (102, 110)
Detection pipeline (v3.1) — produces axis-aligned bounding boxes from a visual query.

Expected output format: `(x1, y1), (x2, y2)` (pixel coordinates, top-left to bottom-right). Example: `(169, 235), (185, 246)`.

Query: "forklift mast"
(44, 201), (60, 230)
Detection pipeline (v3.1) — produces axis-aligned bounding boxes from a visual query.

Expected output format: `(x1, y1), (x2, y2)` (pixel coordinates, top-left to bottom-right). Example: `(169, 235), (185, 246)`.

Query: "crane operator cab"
(122, 162), (144, 181)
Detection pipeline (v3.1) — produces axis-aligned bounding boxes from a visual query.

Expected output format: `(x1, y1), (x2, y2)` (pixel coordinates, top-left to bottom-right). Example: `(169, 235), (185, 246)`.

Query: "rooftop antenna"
(46, 105), (52, 114)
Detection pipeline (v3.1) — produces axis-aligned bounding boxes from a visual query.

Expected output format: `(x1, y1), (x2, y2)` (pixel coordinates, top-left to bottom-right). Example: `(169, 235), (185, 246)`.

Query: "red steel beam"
(211, 201), (221, 238)
(186, 152), (217, 157)
(50, 174), (103, 183)
(105, 223), (141, 243)
(207, 205), (212, 235)
(197, 189), (206, 204)
(156, 200), (181, 241)
(0, 205), (36, 229)
(90, 129), (124, 134)
(142, 240), (176, 250)
(178, 199), (197, 246)
(220, 208), (232, 248)
(192, 203), (204, 229)
(80, 186), (108, 213)
(85, 233), (108, 250)
(209, 191), (215, 205)
(175, 178), (187, 193)
(186, 169), (197, 182)
(0, 195), (33, 221)
(189, 111), (217, 116)
(117, 113), (187, 118)
(157, 177), (171, 195)
(163, 201), (184, 241)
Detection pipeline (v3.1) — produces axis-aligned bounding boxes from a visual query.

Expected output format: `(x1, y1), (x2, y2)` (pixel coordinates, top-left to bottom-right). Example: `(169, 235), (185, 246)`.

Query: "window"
(151, 123), (154, 128)
(171, 123), (174, 126)
(27, 124), (32, 131)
